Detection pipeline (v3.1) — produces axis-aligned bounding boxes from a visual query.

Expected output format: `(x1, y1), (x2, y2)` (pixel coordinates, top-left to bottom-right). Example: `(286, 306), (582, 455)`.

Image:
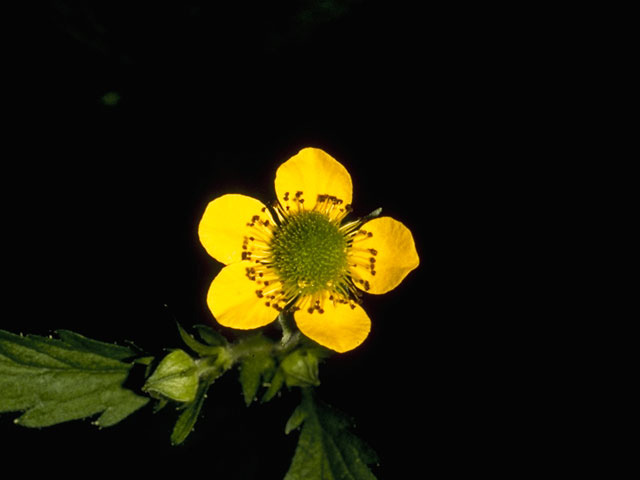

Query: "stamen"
(241, 193), (383, 318)
(271, 200), (288, 224)
(294, 291), (332, 315)
(347, 234), (379, 278)
(313, 194), (353, 224)
(294, 191), (305, 211)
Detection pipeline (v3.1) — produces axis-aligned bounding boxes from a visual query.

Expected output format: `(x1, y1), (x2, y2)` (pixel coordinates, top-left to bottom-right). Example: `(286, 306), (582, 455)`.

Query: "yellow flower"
(198, 148), (419, 353)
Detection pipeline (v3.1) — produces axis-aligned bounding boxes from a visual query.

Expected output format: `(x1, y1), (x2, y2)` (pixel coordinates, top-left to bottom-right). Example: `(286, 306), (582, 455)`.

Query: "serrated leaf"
(0, 329), (149, 428)
(284, 389), (379, 480)
(238, 349), (275, 406)
(55, 329), (136, 360)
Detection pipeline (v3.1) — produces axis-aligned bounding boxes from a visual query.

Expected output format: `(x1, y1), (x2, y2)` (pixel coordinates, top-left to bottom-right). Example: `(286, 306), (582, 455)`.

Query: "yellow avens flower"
(198, 148), (419, 353)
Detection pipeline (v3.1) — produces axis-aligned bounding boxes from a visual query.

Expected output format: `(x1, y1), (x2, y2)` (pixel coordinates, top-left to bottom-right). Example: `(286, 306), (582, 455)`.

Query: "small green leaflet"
(167, 324), (230, 445)
(239, 350), (276, 406)
(176, 322), (224, 357)
(193, 324), (228, 347)
(284, 389), (379, 480)
(236, 334), (277, 406)
(0, 329), (149, 428)
(170, 380), (209, 445)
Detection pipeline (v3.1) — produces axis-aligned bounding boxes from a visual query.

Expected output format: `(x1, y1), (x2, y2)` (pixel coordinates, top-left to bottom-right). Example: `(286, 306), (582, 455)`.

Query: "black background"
(3, 1), (559, 478)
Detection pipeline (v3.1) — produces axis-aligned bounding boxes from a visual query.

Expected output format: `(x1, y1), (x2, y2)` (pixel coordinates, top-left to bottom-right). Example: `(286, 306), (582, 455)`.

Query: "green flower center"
(270, 211), (348, 296)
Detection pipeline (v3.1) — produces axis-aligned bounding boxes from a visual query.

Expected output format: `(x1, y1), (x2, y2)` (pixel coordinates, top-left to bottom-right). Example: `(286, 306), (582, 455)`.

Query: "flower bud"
(280, 348), (320, 388)
(143, 349), (198, 403)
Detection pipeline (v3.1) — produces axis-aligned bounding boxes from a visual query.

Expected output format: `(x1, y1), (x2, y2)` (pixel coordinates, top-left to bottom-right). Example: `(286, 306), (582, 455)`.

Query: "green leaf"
(238, 349), (276, 406)
(284, 389), (379, 480)
(284, 403), (307, 435)
(235, 334), (276, 406)
(170, 381), (209, 445)
(261, 367), (285, 403)
(194, 324), (228, 347)
(55, 329), (137, 360)
(0, 329), (149, 428)
(176, 323), (222, 357)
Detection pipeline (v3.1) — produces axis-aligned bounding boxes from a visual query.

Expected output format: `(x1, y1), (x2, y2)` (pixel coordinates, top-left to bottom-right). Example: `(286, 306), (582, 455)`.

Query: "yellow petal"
(274, 148), (353, 217)
(206, 261), (280, 329)
(198, 194), (274, 265)
(294, 301), (371, 353)
(352, 217), (419, 294)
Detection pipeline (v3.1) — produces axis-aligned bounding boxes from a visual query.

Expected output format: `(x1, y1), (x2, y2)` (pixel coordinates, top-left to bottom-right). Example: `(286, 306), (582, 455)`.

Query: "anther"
(369, 248), (378, 256)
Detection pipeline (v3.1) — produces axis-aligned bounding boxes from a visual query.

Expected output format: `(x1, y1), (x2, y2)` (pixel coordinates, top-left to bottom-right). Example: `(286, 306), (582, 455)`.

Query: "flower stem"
(227, 336), (273, 363)
(278, 311), (298, 347)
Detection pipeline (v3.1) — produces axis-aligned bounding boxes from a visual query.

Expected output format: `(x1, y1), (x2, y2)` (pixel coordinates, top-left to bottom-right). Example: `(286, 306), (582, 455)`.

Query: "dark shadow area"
(3, 2), (561, 478)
